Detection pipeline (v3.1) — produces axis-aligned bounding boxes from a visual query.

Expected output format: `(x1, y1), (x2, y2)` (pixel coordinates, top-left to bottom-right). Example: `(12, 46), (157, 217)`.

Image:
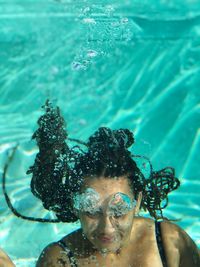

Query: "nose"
(98, 214), (115, 236)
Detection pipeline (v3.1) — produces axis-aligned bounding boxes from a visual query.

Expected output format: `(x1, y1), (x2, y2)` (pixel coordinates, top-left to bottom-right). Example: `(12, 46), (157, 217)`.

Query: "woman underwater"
(4, 101), (199, 267)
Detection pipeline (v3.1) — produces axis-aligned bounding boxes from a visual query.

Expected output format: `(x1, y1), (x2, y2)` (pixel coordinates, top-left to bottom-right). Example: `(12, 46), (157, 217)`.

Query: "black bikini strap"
(155, 221), (168, 267)
(57, 240), (78, 267)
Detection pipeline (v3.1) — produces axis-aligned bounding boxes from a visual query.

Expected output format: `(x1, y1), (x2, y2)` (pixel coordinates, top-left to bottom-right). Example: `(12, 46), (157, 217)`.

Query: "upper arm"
(0, 249), (15, 267)
(36, 242), (71, 267)
(178, 227), (200, 267)
(161, 221), (200, 267)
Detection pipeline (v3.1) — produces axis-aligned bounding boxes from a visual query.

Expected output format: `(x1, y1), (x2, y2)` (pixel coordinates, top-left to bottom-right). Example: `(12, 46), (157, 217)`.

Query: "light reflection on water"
(0, 1), (200, 266)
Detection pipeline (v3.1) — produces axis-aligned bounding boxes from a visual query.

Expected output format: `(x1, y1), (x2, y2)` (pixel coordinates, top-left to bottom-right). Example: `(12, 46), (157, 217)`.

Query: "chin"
(88, 235), (122, 253)
(100, 245), (121, 254)
(96, 242), (121, 253)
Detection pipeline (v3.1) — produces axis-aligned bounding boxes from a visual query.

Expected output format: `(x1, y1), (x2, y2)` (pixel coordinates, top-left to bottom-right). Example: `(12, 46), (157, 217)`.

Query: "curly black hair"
(2, 100), (180, 223)
(25, 100), (180, 222)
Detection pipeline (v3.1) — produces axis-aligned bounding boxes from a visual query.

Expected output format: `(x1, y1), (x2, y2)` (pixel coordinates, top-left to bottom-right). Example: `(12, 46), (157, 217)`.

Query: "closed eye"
(115, 213), (127, 218)
(109, 209), (128, 219)
(84, 210), (102, 218)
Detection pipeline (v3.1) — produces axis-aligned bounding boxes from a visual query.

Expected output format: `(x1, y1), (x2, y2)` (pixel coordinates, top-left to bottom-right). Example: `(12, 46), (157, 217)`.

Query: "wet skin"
(76, 176), (141, 255)
(36, 176), (200, 267)
(0, 248), (15, 267)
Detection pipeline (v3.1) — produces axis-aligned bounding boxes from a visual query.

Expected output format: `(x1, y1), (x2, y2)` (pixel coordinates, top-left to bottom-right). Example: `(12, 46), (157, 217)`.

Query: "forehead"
(81, 176), (133, 198)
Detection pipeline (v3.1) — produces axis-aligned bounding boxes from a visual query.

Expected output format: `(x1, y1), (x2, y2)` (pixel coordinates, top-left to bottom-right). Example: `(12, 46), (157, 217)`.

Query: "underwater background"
(0, 1), (200, 266)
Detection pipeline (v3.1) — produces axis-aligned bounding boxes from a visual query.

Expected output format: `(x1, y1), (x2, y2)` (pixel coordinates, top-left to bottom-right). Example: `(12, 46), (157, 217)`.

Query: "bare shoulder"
(0, 248), (15, 267)
(160, 220), (198, 249)
(160, 220), (200, 267)
(133, 216), (154, 226)
(133, 216), (155, 230)
(36, 241), (71, 267)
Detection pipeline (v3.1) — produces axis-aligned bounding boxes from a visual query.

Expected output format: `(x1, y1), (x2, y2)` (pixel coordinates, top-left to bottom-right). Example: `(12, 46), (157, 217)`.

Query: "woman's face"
(76, 176), (141, 254)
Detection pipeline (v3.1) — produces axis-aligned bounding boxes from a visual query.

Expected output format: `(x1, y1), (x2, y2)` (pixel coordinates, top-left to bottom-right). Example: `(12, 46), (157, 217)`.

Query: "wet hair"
(25, 100), (180, 222)
(2, 100), (180, 223)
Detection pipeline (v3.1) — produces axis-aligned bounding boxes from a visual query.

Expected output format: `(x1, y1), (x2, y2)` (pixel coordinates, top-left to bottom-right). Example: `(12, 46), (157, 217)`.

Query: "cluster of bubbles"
(71, 3), (135, 71)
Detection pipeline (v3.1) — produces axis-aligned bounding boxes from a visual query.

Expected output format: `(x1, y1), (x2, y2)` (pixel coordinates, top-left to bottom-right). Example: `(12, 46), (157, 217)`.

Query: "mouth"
(98, 235), (115, 243)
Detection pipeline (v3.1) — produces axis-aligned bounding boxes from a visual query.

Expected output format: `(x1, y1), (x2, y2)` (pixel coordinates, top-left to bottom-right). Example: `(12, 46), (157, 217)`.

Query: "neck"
(84, 239), (123, 258)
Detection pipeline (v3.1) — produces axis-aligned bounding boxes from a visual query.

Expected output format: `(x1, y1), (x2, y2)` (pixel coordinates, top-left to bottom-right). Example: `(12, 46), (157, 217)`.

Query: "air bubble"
(87, 50), (98, 58)
(82, 7), (90, 14)
(121, 17), (129, 24)
(104, 5), (115, 16)
(71, 61), (86, 71)
(82, 18), (96, 24)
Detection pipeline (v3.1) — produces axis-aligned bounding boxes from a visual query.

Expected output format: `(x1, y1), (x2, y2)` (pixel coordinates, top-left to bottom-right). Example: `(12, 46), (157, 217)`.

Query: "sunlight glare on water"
(0, 1), (200, 266)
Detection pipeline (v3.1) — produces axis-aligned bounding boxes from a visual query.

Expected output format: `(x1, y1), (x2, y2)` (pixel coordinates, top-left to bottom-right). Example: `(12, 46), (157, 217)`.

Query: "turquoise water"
(0, 1), (200, 266)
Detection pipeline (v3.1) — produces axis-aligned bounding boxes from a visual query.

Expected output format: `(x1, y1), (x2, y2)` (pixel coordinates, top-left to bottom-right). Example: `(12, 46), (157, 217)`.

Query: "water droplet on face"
(90, 255), (97, 262)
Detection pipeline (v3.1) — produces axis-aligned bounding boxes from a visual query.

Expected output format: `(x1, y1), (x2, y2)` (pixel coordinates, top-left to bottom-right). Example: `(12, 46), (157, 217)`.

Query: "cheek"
(115, 214), (134, 232)
(80, 216), (99, 235)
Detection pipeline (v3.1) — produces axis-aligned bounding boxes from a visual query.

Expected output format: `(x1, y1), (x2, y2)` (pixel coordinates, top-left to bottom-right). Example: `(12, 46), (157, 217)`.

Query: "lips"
(98, 235), (114, 242)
